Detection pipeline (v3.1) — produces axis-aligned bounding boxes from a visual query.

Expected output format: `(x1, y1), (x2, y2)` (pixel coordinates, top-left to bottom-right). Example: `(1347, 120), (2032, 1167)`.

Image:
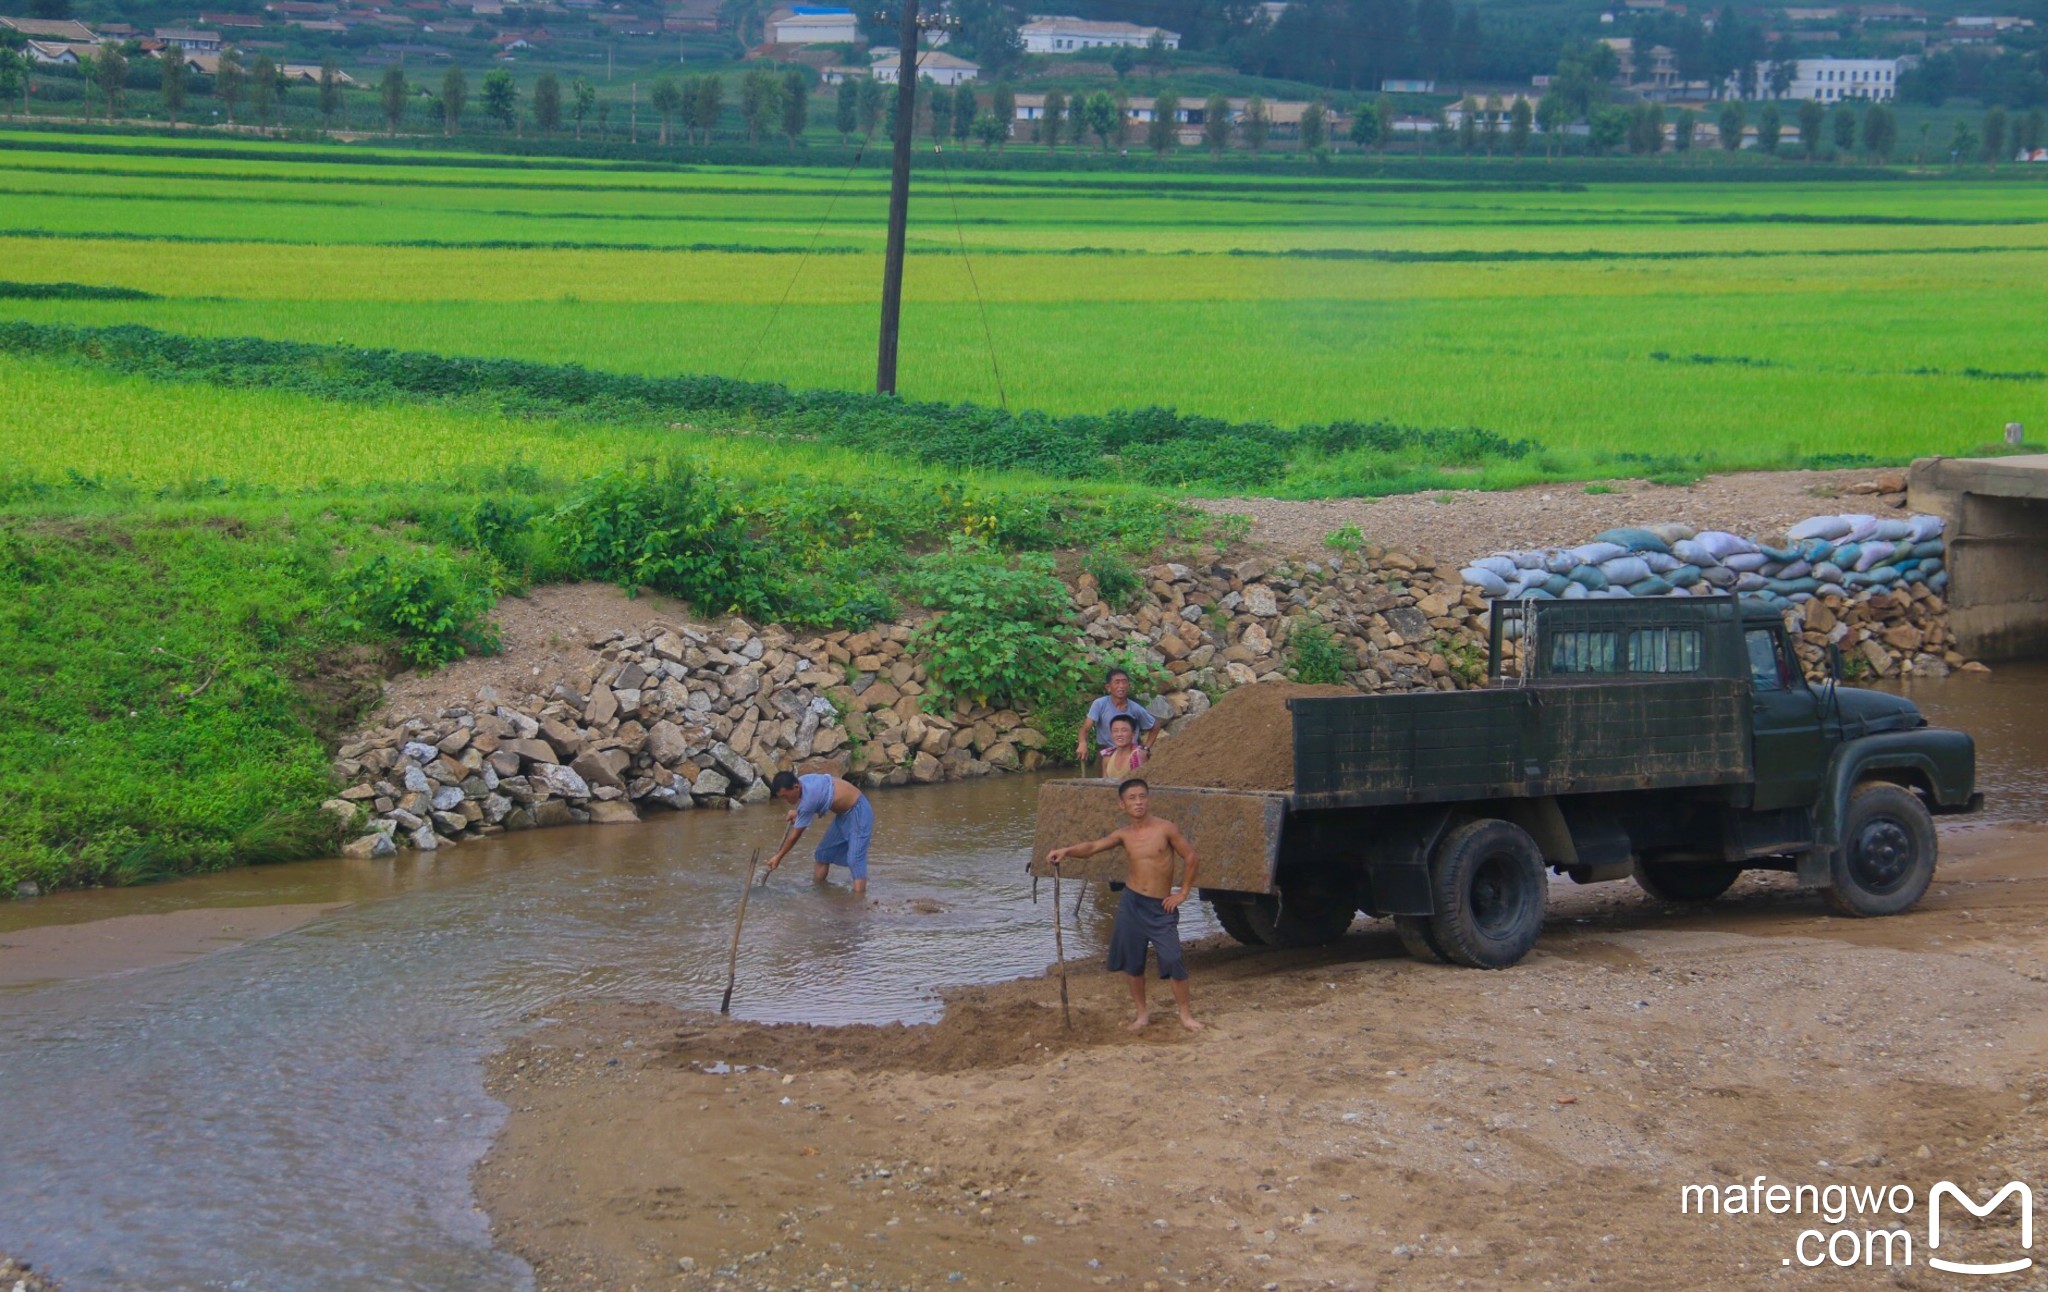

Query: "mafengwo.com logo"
(1679, 1176), (2032, 1273)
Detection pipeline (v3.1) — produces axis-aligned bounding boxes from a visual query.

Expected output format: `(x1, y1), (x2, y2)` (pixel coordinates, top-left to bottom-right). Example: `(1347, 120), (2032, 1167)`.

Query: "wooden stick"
(1051, 864), (1072, 1030)
(719, 848), (762, 1015)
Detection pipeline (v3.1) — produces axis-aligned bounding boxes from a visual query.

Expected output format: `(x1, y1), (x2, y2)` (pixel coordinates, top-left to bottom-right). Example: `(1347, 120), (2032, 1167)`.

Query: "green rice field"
(2, 129), (2046, 485)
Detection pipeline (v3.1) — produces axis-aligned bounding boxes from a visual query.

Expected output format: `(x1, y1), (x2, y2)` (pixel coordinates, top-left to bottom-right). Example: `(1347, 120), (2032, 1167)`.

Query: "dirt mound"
(1140, 682), (1357, 792)
(649, 980), (1176, 1077)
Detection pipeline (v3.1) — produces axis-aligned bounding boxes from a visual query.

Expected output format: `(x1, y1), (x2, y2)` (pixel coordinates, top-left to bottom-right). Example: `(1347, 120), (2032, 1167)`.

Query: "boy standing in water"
(1045, 778), (1203, 1032)
(765, 770), (874, 897)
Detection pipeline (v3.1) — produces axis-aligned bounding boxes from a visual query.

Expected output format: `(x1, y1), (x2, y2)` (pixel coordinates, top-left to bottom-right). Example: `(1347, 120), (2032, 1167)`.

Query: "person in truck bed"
(1045, 778), (1203, 1032)
(1101, 713), (1148, 780)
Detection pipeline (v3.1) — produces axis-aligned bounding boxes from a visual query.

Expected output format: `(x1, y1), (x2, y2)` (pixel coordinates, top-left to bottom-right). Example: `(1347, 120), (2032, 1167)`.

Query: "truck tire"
(1825, 782), (1937, 918)
(1427, 819), (1547, 969)
(1239, 888), (1355, 948)
(1633, 861), (1741, 903)
(1393, 915), (1449, 964)
(1209, 899), (1264, 947)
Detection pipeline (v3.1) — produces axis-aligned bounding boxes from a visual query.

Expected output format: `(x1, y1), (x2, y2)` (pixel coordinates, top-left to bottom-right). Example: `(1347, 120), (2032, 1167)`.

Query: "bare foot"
(1126, 1014), (1150, 1032)
(1178, 1014), (1205, 1032)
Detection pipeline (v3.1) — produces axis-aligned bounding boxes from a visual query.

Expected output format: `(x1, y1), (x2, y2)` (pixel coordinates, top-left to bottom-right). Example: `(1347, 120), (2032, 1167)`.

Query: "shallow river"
(0, 668), (2041, 1290)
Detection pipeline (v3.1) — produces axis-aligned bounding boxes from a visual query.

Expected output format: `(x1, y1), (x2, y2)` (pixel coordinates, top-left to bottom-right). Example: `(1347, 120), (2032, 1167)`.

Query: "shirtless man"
(765, 770), (874, 897)
(1045, 778), (1203, 1032)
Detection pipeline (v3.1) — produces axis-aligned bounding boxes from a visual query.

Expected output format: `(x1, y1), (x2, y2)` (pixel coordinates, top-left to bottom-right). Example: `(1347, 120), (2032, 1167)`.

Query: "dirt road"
(1195, 468), (1908, 566)
(478, 825), (2048, 1291)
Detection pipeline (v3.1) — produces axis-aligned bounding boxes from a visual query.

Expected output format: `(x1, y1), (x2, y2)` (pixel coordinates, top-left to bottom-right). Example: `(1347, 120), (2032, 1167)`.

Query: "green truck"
(1029, 595), (1980, 969)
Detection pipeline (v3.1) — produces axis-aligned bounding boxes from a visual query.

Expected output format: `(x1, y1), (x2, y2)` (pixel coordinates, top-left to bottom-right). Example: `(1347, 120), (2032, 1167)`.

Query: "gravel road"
(1195, 468), (1911, 566)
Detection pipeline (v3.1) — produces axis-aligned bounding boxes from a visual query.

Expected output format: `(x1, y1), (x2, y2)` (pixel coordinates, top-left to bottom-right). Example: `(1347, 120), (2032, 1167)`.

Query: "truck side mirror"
(1826, 642), (1844, 682)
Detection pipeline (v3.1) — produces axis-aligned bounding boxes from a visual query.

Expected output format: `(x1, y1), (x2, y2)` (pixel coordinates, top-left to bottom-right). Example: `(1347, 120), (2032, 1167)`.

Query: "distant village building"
(1730, 55), (1912, 100)
(1600, 37), (1679, 94)
(1019, 16), (1178, 54)
(155, 27), (225, 51)
(281, 61), (355, 82)
(0, 15), (100, 41)
(25, 39), (98, 64)
(768, 4), (857, 45)
(872, 47), (978, 85)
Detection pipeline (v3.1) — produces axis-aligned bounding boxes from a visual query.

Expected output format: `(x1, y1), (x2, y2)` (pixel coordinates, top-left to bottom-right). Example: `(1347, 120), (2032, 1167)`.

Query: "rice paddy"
(2, 129), (2045, 484)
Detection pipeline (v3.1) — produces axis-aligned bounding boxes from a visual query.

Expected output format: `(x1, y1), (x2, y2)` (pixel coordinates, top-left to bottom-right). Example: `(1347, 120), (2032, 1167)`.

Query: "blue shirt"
(793, 773), (838, 828)
(1086, 694), (1157, 747)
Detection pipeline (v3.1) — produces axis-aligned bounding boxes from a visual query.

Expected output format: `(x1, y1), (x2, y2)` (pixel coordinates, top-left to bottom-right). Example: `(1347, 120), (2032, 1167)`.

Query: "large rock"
(539, 718), (586, 761)
(531, 762), (592, 800)
(503, 738), (560, 766)
(646, 719), (690, 765)
(691, 768), (732, 798)
(571, 750), (626, 793)
(1384, 607), (1431, 643)
(1242, 584), (1280, 617)
(584, 687), (619, 727)
(341, 832), (396, 860)
(707, 741), (756, 786)
(532, 799), (577, 828)
(587, 801), (640, 825)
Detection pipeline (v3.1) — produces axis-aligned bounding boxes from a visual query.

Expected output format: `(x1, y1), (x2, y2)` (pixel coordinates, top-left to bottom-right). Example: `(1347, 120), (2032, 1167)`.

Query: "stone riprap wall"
(325, 550), (1489, 856)
(1461, 513), (1973, 681)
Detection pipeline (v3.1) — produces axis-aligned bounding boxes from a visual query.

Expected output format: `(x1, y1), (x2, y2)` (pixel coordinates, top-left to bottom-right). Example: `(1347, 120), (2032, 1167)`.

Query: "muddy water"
(1883, 662), (2048, 825)
(0, 669), (2039, 1290)
(0, 773), (1193, 1291)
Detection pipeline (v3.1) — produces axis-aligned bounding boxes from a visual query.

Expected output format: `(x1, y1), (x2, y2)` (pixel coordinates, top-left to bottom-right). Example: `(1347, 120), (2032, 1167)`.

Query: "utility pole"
(875, 0), (921, 396)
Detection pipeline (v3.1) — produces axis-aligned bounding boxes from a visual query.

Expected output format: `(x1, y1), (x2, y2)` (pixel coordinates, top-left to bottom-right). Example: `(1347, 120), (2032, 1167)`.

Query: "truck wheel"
(1209, 900), (1264, 947)
(1826, 783), (1936, 918)
(1633, 862), (1741, 903)
(1240, 888), (1355, 948)
(1393, 915), (1449, 964)
(1428, 819), (1547, 969)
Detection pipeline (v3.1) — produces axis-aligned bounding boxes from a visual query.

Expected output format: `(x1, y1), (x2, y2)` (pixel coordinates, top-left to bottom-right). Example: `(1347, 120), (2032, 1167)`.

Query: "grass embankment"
(0, 349), (1195, 893)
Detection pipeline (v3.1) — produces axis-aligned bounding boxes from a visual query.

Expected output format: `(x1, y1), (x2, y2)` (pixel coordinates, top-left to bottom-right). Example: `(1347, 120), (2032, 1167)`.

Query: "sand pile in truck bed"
(1138, 683), (1357, 792)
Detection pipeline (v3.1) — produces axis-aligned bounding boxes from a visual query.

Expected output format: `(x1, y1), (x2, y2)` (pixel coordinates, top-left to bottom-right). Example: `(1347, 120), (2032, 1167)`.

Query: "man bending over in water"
(1046, 778), (1203, 1032)
(766, 770), (874, 897)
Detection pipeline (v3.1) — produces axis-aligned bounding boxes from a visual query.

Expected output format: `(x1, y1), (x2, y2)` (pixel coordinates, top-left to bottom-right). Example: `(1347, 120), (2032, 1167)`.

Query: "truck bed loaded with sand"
(1032, 596), (1981, 968)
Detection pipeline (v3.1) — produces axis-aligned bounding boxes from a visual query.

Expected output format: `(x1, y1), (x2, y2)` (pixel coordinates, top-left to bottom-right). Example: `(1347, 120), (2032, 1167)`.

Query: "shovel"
(718, 848), (762, 1015)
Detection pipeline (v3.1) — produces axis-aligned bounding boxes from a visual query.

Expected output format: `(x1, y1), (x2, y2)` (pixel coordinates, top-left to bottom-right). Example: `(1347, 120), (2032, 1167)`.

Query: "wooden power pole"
(875, 0), (921, 396)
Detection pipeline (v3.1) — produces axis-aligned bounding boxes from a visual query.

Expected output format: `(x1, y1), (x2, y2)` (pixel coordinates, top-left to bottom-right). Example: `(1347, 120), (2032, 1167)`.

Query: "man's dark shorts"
(1106, 888), (1187, 981)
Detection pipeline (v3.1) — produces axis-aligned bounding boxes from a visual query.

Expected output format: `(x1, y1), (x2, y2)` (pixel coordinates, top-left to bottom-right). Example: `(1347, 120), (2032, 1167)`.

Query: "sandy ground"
(477, 823), (2048, 1292)
(376, 584), (701, 725)
(1195, 468), (1907, 567)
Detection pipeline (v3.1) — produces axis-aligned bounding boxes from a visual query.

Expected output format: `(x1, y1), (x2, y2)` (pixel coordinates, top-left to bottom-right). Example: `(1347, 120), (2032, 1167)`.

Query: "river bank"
(476, 822), (2048, 1291)
(331, 465), (1968, 857)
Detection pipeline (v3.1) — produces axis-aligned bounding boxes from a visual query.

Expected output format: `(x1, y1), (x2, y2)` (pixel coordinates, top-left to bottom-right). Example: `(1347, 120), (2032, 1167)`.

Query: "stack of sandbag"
(1459, 514), (1946, 612)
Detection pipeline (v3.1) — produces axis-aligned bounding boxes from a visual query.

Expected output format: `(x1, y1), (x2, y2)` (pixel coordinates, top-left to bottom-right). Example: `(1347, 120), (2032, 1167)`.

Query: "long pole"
(1051, 865), (1072, 1029)
(719, 848), (762, 1014)
(875, 0), (920, 395)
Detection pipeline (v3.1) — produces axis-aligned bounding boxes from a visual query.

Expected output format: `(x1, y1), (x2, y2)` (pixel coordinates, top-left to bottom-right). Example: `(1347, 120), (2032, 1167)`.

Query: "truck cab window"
(1745, 628), (1787, 692)
(1548, 630), (1619, 674)
(1626, 628), (1702, 673)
